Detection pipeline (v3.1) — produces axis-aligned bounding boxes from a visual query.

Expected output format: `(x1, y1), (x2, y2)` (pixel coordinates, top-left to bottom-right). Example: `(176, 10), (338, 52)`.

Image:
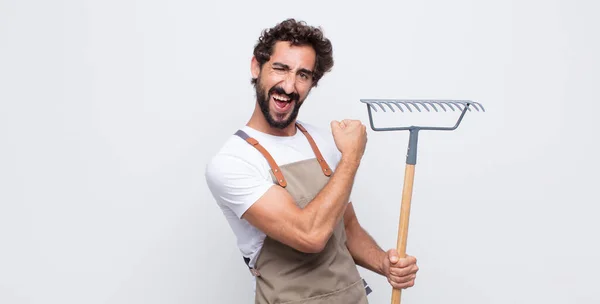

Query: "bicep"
(206, 154), (318, 253)
(242, 185), (319, 253)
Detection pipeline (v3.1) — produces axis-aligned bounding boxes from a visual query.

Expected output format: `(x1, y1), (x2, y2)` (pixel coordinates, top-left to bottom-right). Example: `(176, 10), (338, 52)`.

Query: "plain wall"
(1, 0), (598, 303)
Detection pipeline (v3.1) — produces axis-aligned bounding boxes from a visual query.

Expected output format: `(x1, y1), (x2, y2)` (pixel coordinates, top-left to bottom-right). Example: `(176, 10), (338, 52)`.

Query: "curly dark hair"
(251, 19), (334, 87)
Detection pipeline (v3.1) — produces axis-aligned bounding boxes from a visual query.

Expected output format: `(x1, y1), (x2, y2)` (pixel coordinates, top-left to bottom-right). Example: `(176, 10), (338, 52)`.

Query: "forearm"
(299, 157), (360, 249)
(346, 221), (386, 275)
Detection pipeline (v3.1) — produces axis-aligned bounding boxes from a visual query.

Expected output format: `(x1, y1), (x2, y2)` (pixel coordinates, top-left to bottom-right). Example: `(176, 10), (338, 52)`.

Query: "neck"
(247, 103), (297, 136)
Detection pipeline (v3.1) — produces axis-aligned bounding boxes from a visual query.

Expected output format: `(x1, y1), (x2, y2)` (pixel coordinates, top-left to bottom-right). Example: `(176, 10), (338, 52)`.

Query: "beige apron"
(235, 123), (370, 304)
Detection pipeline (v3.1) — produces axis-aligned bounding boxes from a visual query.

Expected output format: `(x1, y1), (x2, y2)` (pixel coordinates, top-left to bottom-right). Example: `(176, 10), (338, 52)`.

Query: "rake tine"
(413, 101), (431, 112)
(473, 101), (486, 112)
(462, 101), (475, 112)
(399, 101), (413, 112)
(430, 101), (447, 112)
(406, 101), (422, 112)
(383, 101), (396, 112)
(460, 101), (473, 112)
(440, 101), (456, 111)
(411, 102), (423, 112)
(465, 102), (474, 112)
(423, 101), (439, 112)
(456, 102), (468, 111)
(366, 102), (379, 112)
(391, 101), (405, 112)
(466, 102), (480, 112)
(375, 102), (388, 112)
(462, 101), (485, 112)
(449, 101), (466, 112)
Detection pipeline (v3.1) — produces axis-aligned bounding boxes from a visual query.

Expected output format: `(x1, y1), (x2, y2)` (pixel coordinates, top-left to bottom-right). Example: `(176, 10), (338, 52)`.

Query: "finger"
(387, 249), (399, 264)
(344, 119), (360, 128)
(331, 120), (346, 132)
(389, 273), (416, 284)
(390, 264), (419, 277)
(389, 263), (419, 277)
(389, 277), (416, 290)
(396, 255), (417, 268)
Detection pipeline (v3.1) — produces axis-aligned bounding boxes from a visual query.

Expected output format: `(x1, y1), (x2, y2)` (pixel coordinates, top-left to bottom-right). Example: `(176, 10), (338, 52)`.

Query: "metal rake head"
(360, 99), (485, 132)
(361, 99), (485, 113)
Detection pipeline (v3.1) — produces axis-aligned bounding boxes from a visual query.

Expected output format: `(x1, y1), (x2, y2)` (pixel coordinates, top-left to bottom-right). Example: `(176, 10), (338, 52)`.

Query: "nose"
(281, 73), (296, 95)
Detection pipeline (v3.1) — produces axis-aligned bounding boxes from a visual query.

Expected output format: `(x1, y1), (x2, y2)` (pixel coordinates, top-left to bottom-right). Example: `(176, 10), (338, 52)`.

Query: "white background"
(1, 0), (599, 303)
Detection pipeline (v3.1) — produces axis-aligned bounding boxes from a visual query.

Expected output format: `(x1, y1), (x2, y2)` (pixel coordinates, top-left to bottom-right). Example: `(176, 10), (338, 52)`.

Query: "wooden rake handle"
(391, 164), (415, 304)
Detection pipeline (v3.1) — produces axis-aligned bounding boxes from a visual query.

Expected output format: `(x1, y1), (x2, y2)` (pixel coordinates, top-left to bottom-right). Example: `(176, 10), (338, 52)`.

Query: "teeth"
(273, 94), (290, 102)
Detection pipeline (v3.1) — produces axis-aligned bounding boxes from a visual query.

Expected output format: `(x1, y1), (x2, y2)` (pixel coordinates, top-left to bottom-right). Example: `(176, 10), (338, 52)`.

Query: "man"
(205, 19), (418, 303)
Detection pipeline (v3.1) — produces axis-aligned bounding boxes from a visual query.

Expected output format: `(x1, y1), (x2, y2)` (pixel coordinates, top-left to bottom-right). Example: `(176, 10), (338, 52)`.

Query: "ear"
(251, 56), (261, 79)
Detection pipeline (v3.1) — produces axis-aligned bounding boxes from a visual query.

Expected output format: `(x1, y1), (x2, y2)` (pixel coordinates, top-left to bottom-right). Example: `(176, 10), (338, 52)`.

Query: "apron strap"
(234, 130), (287, 188)
(233, 123), (333, 187)
(295, 122), (333, 177)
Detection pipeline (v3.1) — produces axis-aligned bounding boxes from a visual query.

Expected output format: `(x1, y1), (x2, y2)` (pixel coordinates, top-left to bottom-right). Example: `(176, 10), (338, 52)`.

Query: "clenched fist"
(330, 119), (367, 164)
(382, 249), (419, 290)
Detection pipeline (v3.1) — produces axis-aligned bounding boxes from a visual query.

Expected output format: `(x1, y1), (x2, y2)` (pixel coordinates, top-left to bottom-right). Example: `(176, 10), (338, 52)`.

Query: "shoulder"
(205, 133), (269, 179)
(204, 131), (275, 218)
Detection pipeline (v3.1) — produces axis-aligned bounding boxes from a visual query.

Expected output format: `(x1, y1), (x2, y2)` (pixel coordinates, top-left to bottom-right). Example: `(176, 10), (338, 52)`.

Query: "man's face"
(252, 41), (316, 129)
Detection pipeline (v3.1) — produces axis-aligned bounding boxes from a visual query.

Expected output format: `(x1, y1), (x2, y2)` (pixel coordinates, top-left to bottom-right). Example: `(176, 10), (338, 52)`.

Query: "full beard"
(255, 79), (303, 129)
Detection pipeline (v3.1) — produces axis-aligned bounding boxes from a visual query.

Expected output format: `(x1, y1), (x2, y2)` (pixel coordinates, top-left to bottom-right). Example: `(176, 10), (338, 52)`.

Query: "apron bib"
(235, 123), (369, 304)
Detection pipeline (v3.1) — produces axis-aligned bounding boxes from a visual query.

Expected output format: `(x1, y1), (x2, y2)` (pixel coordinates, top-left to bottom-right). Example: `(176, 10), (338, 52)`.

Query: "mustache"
(269, 87), (299, 102)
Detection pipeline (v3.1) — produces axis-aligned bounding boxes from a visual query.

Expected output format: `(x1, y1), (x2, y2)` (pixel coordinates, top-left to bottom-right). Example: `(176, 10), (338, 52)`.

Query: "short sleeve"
(205, 153), (274, 218)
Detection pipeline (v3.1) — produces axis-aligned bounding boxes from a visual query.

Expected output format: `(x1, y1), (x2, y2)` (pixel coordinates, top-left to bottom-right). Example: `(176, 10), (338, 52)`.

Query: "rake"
(360, 99), (485, 304)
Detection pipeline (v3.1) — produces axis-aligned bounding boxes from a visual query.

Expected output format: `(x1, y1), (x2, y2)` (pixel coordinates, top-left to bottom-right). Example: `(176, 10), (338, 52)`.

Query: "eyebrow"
(273, 62), (314, 76)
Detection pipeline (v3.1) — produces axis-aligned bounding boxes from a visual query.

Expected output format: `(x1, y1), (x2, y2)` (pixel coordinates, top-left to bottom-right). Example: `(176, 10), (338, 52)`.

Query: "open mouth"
(272, 94), (293, 112)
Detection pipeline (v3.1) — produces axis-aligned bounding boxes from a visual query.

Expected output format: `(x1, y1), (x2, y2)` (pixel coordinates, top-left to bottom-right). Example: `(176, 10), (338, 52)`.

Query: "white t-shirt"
(204, 121), (344, 272)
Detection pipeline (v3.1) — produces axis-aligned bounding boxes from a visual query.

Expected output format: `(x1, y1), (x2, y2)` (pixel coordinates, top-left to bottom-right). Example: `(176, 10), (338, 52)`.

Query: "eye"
(272, 66), (287, 73)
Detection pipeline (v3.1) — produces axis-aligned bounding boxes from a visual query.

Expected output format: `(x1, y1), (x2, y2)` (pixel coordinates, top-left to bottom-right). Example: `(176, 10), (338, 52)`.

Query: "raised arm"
(242, 119), (367, 253)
